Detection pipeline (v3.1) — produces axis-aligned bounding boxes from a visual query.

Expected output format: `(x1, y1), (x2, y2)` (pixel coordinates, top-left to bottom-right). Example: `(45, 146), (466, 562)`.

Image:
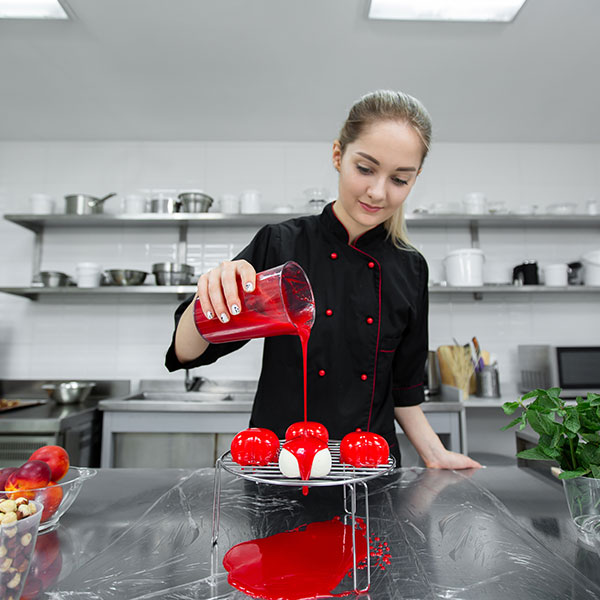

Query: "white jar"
(239, 190), (261, 214)
(76, 262), (103, 288)
(544, 263), (568, 287)
(443, 248), (485, 286)
(462, 192), (487, 215)
(29, 193), (55, 214)
(582, 250), (600, 286)
(220, 193), (239, 214)
(122, 194), (148, 214)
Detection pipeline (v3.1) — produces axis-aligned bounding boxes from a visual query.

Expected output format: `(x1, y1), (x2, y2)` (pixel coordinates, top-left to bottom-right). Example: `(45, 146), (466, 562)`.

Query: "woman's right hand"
(196, 260), (257, 324)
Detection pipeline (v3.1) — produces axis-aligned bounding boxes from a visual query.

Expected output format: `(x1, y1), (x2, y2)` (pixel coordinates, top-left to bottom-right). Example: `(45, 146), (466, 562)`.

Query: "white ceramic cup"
(544, 263), (568, 287)
(220, 193), (239, 213)
(239, 190), (261, 214)
(122, 194), (147, 214)
(76, 262), (103, 288)
(29, 193), (56, 214)
(462, 192), (487, 215)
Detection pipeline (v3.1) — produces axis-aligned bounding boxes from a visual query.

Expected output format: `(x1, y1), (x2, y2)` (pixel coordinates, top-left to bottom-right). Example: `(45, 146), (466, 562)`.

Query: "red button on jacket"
(360, 374), (368, 381)
(368, 262), (375, 269)
(366, 317), (373, 324)
(325, 309), (333, 316)
(319, 370), (326, 377)
(330, 253), (338, 260)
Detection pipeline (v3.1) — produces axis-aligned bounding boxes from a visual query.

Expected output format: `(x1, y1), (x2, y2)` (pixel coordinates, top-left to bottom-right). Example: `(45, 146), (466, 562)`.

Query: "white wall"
(1, 141), (599, 390)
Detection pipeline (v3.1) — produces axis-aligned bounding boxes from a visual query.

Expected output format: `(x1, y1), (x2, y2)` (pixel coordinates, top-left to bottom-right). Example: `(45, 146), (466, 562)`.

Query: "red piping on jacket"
(330, 205), (381, 432)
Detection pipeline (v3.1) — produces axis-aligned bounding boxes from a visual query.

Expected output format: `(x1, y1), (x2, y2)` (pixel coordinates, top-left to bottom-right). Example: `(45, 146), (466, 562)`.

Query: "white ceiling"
(1, 0), (599, 143)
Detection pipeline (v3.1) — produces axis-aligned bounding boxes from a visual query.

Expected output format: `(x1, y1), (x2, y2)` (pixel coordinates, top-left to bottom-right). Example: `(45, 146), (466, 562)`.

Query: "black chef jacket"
(165, 202), (429, 464)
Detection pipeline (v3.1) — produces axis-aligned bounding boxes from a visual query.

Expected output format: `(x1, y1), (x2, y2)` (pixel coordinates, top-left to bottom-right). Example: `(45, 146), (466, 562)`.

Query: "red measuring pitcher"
(193, 261), (315, 343)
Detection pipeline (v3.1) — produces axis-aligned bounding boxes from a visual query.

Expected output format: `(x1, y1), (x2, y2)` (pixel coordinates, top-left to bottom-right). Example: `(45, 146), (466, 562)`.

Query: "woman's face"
(332, 119), (423, 242)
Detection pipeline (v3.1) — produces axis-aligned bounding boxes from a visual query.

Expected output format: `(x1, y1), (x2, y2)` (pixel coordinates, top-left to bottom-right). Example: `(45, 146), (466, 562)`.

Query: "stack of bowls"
(152, 263), (195, 285)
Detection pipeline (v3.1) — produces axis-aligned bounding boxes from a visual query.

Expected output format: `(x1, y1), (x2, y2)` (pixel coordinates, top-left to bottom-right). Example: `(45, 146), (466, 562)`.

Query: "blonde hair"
(337, 90), (432, 248)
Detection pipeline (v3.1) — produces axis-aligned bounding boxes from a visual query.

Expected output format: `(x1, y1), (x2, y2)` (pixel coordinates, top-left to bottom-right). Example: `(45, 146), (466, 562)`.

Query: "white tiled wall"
(1, 141), (599, 389)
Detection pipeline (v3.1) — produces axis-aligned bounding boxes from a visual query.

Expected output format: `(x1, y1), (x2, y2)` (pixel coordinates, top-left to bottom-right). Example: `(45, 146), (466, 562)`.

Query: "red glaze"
(5, 460), (52, 492)
(297, 323), (310, 421)
(340, 429), (389, 467)
(223, 518), (368, 600)
(285, 421), (329, 443)
(280, 436), (328, 481)
(231, 428), (280, 466)
(29, 445), (70, 482)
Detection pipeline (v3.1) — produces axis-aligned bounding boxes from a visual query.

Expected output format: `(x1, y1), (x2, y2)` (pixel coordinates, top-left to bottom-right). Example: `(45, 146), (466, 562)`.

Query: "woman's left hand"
(426, 450), (482, 470)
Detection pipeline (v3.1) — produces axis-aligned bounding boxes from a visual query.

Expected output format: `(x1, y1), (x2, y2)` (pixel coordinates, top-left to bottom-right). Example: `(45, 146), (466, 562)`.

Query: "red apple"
(340, 429), (389, 467)
(231, 428), (280, 466)
(5, 460), (51, 494)
(285, 421), (329, 443)
(29, 445), (70, 482)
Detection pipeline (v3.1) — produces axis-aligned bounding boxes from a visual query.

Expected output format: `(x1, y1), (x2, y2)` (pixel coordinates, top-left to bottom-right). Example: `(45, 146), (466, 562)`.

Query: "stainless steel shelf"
(2, 284), (599, 301)
(0, 286), (197, 300)
(5, 212), (600, 233)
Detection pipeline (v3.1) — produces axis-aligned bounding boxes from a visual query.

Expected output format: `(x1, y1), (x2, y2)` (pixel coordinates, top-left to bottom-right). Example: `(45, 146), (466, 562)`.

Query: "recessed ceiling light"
(0, 0), (68, 19)
(368, 0), (527, 22)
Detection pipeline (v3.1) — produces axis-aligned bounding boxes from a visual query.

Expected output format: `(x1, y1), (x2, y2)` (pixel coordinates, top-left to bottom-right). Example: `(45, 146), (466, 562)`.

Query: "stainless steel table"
(28, 464), (600, 599)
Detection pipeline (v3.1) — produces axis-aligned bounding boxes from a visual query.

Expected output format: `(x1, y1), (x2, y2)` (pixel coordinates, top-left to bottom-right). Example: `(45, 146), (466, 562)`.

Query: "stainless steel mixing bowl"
(42, 381), (96, 405)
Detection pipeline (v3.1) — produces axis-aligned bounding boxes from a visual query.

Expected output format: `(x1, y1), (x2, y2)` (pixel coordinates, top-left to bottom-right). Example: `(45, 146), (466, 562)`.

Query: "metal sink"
(123, 391), (253, 403)
(98, 379), (256, 413)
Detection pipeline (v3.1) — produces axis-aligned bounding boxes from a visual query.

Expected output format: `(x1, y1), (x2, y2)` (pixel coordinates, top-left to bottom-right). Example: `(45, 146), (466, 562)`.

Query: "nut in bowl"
(0, 499), (43, 598)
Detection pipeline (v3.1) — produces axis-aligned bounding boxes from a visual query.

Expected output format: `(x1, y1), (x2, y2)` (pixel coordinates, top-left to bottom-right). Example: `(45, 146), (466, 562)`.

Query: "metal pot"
(42, 381), (96, 405)
(39, 271), (72, 287)
(104, 269), (148, 286)
(152, 262), (195, 285)
(64, 193), (116, 215)
(177, 192), (214, 213)
(149, 198), (181, 213)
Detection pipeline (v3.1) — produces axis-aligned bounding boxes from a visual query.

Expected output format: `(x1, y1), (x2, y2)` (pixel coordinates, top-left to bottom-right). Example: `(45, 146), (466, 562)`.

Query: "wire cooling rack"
(218, 440), (396, 487)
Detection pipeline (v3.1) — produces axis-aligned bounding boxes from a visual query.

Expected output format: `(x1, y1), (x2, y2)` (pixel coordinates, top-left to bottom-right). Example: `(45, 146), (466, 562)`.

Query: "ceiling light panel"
(0, 0), (68, 19)
(368, 0), (527, 22)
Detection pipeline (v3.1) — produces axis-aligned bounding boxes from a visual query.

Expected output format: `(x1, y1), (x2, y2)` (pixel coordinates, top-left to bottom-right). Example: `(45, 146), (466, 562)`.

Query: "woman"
(166, 90), (481, 470)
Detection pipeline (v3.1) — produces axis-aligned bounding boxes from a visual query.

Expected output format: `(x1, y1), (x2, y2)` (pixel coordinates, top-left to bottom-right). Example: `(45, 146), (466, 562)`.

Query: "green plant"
(502, 388), (600, 480)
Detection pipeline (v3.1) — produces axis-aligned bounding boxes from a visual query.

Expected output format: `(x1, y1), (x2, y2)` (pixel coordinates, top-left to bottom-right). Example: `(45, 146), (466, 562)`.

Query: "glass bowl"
(561, 475), (600, 547)
(0, 500), (43, 598)
(2, 467), (96, 533)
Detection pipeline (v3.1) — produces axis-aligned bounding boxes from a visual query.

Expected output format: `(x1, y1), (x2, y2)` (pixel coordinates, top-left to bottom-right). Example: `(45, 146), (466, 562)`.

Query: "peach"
(29, 445), (70, 482)
(0, 466), (17, 490)
(5, 459), (51, 493)
(41, 483), (64, 522)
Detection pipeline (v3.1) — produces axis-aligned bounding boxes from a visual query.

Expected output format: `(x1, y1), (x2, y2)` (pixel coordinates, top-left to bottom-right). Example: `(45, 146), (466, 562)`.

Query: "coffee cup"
(462, 192), (487, 215)
(544, 263), (568, 287)
(239, 190), (262, 214)
(29, 193), (56, 214)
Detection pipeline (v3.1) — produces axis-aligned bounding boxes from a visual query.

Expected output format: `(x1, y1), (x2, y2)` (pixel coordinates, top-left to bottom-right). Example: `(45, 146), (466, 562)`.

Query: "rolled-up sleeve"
(391, 255), (429, 407)
(164, 224), (281, 372)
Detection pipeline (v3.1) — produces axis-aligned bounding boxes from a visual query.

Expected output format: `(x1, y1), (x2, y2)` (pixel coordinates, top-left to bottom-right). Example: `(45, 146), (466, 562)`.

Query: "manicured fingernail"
(206, 311), (214, 320)
(231, 304), (240, 315)
(245, 282), (254, 292)
(220, 312), (229, 323)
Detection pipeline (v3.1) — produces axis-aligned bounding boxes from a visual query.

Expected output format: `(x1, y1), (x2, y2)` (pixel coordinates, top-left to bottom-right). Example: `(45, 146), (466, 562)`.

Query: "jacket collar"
(319, 202), (388, 248)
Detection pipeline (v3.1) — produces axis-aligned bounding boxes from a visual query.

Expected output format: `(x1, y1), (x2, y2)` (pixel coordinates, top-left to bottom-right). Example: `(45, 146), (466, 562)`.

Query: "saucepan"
(64, 193), (116, 215)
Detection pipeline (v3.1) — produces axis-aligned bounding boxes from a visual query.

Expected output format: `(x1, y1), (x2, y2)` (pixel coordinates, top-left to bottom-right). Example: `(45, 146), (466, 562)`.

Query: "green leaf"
(559, 468), (590, 480)
(521, 389), (541, 402)
(579, 412), (600, 434)
(546, 387), (563, 399)
(500, 415), (523, 431)
(581, 433), (600, 444)
(580, 443), (600, 466)
(527, 410), (557, 436)
(588, 393), (600, 405)
(517, 446), (552, 461)
(564, 410), (581, 434)
(502, 401), (520, 415)
(591, 465), (600, 479)
(535, 392), (561, 411)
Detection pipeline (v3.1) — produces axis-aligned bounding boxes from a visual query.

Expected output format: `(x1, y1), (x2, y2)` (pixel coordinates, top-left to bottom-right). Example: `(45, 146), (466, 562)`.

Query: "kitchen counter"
(33, 463), (600, 599)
